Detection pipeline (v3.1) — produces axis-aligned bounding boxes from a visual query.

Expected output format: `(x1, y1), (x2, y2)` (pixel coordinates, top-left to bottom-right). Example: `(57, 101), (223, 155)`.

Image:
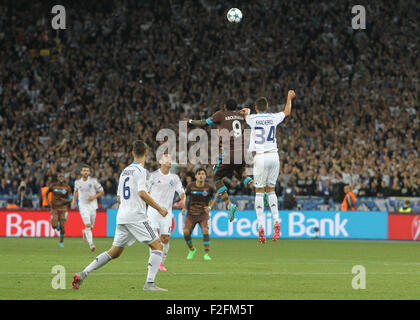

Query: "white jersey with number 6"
(246, 112), (285, 153)
(116, 162), (149, 224)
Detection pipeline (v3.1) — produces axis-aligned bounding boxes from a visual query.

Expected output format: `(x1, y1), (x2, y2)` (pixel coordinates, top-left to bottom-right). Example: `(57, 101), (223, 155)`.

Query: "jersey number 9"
(232, 120), (242, 138)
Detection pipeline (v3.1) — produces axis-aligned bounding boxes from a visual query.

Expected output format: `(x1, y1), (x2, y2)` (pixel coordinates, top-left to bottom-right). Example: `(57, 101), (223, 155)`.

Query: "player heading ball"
(241, 90), (296, 244)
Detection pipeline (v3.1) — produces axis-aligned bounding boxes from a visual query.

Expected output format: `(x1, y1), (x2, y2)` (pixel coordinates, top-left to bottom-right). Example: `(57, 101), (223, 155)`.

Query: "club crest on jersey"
(89, 184), (92, 188)
(202, 190), (208, 196)
(169, 180), (174, 186)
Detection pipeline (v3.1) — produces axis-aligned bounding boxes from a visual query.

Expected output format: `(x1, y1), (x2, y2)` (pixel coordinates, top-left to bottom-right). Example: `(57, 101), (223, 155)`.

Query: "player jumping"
(46, 173), (72, 248)
(72, 140), (169, 291)
(182, 168), (217, 261)
(147, 153), (186, 271)
(71, 164), (104, 252)
(186, 98), (254, 222)
(241, 90), (296, 243)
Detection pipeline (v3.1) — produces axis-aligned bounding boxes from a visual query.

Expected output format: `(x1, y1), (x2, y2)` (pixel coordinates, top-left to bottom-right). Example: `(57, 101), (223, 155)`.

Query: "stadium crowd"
(0, 0), (418, 207)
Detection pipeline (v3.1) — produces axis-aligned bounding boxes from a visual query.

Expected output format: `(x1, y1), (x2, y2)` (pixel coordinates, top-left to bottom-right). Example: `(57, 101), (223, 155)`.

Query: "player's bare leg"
(183, 229), (197, 259)
(72, 246), (121, 289)
(266, 186), (280, 242)
(144, 239), (167, 291)
(215, 181), (236, 222)
(255, 187), (266, 244)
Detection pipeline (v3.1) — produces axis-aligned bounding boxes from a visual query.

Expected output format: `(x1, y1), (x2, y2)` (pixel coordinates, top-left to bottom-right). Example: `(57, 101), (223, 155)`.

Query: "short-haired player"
(241, 90), (296, 243)
(46, 173), (72, 248)
(147, 153), (186, 271)
(72, 140), (169, 291)
(71, 164), (104, 252)
(182, 168), (217, 261)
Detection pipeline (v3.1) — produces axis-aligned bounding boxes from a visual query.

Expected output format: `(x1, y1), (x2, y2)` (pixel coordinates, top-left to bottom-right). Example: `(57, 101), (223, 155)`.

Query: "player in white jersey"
(241, 90), (296, 244)
(147, 153), (186, 271)
(72, 140), (169, 292)
(71, 165), (104, 251)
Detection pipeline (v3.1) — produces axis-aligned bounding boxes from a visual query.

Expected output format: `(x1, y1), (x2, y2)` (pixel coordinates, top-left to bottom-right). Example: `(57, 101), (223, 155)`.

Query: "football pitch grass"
(1, 237), (420, 300)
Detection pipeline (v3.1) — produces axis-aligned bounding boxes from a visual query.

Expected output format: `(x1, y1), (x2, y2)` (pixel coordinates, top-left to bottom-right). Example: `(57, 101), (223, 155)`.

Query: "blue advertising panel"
(107, 209), (388, 239)
(107, 209), (118, 237)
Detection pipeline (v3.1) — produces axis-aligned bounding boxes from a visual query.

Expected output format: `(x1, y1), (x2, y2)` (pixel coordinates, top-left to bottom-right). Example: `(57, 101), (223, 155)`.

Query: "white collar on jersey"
(159, 168), (170, 176)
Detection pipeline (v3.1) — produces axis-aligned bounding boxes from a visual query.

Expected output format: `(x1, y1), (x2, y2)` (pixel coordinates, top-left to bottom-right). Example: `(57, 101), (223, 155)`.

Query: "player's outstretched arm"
(204, 196), (218, 214)
(239, 108), (251, 121)
(185, 119), (208, 127)
(283, 90), (296, 117)
(139, 190), (168, 217)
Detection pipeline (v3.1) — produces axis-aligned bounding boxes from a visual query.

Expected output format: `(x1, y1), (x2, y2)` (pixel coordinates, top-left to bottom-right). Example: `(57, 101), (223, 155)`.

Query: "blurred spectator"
(16, 187), (33, 208)
(342, 185), (356, 211)
(6, 199), (19, 209)
(319, 179), (332, 206)
(282, 187), (297, 210)
(103, 178), (117, 195)
(399, 200), (412, 213)
(332, 172), (345, 209)
(0, 178), (10, 194)
(40, 177), (52, 208)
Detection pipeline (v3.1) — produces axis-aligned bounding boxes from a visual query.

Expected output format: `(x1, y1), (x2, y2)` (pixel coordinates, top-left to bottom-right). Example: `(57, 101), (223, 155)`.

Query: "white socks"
(82, 252), (112, 279)
(147, 250), (163, 283)
(255, 193), (265, 228)
(268, 192), (280, 224)
(161, 242), (170, 265)
(85, 227), (94, 247)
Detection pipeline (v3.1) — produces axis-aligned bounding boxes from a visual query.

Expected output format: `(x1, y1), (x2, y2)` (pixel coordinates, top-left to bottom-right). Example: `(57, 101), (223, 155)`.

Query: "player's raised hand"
(239, 108), (251, 115)
(288, 90), (296, 100)
(181, 207), (186, 215)
(159, 207), (168, 217)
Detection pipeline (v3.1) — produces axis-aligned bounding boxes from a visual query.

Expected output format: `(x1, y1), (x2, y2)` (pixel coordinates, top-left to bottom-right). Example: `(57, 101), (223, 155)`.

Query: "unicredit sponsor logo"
(5, 213), (59, 237)
(176, 211), (349, 238)
(288, 212), (348, 237)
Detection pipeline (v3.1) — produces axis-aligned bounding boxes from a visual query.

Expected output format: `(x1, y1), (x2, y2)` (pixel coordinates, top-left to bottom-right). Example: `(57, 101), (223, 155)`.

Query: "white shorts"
(112, 220), (159, 247)
(253, 152), (280, 188)
(79, 207), (96, 227)
(148, 209), (173, 236)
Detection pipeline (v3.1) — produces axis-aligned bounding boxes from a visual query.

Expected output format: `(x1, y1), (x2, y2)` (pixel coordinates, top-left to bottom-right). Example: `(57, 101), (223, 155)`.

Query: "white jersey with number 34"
(116, 162), (149, 224)
(246, 112), (285, 153)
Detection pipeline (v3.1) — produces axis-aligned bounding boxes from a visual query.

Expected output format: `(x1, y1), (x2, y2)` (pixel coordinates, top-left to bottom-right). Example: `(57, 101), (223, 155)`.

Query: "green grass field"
(1, 237), (420, 300)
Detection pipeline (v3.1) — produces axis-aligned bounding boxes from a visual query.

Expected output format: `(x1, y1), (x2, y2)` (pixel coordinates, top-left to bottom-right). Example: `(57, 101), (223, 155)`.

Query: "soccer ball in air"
(227, 8), (242, 24)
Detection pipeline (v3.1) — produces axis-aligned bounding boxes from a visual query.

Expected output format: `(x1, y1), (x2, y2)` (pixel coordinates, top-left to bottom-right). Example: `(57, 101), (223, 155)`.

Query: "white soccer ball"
(227, 8), (242, 24)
